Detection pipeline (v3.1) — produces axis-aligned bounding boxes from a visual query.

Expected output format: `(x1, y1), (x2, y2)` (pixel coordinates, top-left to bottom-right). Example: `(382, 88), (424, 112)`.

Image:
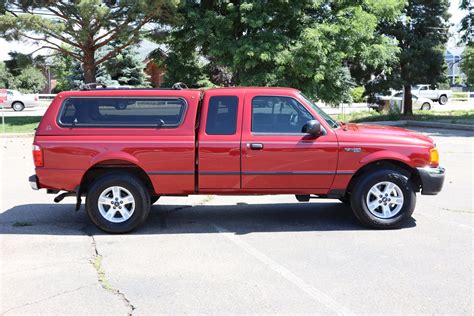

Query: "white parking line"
(212, 224), (354, 315)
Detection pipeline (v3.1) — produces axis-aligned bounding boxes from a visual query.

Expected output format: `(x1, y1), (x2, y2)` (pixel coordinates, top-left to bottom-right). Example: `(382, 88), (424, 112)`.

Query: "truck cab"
(411, 84), (452, 105)
(30, 86), (445, 233)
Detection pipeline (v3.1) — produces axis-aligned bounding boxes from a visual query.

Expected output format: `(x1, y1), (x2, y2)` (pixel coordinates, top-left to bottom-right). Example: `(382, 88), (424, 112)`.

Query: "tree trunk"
(403, 84), (413, 115)
(83, 50), (96, 84)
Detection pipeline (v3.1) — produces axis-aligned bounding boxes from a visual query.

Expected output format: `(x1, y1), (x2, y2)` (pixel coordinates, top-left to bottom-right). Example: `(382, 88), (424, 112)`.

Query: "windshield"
(299, 92), (339, 128)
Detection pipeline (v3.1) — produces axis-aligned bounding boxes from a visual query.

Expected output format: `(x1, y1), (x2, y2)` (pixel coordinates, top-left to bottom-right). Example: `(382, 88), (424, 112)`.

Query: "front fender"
(359, 150), (413, 167)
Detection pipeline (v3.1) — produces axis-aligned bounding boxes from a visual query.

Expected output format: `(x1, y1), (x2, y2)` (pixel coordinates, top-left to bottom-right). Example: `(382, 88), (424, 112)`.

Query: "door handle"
(249, 143), (264, 150)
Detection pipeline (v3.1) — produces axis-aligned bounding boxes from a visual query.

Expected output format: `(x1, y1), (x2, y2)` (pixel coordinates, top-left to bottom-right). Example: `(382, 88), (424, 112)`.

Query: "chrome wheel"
(366, 181), (404, 219)
(97, 186), (135, 223)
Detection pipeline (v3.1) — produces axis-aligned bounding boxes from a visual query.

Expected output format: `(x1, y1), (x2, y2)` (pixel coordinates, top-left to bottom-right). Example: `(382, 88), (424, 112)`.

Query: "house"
(136, 40), (166, 88)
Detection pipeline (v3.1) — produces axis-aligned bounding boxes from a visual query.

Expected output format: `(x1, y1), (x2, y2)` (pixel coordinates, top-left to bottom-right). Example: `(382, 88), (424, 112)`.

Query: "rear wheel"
(86, 172), (151, 233)
(350, 168), (416, 229)
(12, 102), (25, 111)
(438, 95), (448, 105)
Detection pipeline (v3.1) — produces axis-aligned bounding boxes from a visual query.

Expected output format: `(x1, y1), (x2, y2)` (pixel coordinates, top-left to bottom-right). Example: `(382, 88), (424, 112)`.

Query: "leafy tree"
(10, 66), (47, 93)
(3, 51), (46, 77)
(459, 0), (473, 44)
(460, 46), (474, 86)
(0, 62), (13, 88)
(350, 87), (366, 103)
(51, 49), (74, 92)
(154, 0), (404, 104)
(377, 0), (450, 114)
(0, 57), (45, 92)
(0, 0), (177, 83)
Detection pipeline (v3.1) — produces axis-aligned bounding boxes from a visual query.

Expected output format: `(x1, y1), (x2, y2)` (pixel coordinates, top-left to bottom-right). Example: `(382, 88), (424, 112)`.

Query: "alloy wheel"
(365, 181), (404, 219)
(97, 186), (135, 223)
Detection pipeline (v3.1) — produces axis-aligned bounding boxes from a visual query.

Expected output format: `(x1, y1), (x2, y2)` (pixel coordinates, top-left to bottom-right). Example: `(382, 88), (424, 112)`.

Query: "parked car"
(368, 92), (433, 112)
(2, 89), (40, 111)
(411, 84), (452, 105)
(29, 86), (445, 233)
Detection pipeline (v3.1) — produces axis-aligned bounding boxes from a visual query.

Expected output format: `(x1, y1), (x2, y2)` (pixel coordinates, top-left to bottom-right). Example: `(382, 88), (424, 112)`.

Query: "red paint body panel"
(240, 90), (338, 190)
(33, 87), (436, 196)
(197, 89), (245, 189)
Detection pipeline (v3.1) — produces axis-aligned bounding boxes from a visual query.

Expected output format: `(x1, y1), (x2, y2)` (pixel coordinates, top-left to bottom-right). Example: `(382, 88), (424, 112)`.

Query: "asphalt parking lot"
(0, 127), (472, 314)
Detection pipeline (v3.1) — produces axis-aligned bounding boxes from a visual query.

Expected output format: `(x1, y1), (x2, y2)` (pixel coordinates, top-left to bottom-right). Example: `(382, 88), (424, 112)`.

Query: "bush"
(10, 67), (46, 93)
(350, 86), (365, 103)
(452, 92), (468, 99)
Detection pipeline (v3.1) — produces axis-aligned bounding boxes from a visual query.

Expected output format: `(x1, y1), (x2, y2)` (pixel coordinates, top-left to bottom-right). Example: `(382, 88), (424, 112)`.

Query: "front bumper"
(29, 175), (39, 190)
(417, 166), (445, 195)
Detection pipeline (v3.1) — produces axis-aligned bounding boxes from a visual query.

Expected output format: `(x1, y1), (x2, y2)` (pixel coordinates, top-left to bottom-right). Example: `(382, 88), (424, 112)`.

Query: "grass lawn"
(0, 116), (42, 134)
(337, 110), (474, 125)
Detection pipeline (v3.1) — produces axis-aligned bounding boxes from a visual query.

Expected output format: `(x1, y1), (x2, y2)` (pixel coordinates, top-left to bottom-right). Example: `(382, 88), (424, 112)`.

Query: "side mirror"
(302, 120), (322, 136)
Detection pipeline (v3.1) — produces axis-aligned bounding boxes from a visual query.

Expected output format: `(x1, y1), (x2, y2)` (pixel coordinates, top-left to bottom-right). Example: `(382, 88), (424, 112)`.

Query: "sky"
(0, 0), (469, 61)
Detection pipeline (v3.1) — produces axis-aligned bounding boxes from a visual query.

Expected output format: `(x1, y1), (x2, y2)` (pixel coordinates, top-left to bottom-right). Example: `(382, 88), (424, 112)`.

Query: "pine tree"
(105, 46), (150, 87)
(1, 0), (176, 83)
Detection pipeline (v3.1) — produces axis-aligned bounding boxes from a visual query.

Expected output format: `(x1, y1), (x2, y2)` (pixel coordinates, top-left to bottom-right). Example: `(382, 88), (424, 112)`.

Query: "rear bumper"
(417, 166), (445, 195)
(29, 175), (39, 190)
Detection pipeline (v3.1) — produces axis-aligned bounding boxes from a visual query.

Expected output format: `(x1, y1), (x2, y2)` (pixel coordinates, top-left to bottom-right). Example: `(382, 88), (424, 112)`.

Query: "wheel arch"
(346, 159), (421, 197)
(80, 159), (155, 196)
(12, 100), (25, 108)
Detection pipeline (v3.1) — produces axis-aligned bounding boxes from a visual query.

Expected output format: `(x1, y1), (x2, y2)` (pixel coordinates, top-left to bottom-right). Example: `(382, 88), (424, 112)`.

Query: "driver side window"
(251, 96), (313, 133)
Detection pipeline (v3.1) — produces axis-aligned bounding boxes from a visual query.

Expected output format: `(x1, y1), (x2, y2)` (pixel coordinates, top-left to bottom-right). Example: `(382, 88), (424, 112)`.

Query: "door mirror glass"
(302, 120), (322, 136)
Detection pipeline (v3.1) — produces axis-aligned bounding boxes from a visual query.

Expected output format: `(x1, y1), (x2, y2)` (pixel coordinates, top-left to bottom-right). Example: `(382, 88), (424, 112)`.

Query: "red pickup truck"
(30, 86), (445, 233)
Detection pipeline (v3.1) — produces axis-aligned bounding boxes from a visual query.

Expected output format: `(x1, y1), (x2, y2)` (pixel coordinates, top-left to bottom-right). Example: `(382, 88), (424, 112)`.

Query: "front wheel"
(350, 169), (416, 229)
(86, 172), (151, 233)
(420, 102), (431, 111)
(438, 95), (448, 105)
(12, 102), (25, 111)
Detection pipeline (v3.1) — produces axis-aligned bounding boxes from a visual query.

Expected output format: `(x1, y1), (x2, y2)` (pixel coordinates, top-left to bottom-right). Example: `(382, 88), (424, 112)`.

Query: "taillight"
(34, 95), (38, 101)
(32, 144), (43, 167)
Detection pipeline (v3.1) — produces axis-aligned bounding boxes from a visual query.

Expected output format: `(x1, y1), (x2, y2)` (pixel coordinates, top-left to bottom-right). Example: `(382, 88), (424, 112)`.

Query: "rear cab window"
(58, 97), (187, 128)
(205, 96), (239, 135)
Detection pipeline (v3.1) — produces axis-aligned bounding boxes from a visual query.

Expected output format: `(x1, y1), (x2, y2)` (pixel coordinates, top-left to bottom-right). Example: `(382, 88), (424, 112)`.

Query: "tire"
(151, 195), (160, 204)
(420, 102), (431, 111)
(86, 172), (151, 233)
(438, 95), (448, 105)
(350, 168), (416, 229)
(12, 102), (25, 111)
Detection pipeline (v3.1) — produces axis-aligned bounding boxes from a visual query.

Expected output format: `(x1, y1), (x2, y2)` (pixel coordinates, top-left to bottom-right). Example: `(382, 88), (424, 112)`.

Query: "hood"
(335, 123), (434, 146)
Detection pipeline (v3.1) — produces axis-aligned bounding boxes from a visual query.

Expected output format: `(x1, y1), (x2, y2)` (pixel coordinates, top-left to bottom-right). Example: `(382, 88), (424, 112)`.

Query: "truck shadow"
(0, 202), (416, 235)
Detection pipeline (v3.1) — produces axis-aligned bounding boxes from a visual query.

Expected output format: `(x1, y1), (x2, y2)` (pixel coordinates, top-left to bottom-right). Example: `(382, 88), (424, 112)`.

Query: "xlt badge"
(344, 147), (362, 153)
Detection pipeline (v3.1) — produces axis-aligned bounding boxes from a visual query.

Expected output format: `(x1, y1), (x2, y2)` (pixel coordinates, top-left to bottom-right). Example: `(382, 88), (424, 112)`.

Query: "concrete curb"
(365, 120), (474, 131)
